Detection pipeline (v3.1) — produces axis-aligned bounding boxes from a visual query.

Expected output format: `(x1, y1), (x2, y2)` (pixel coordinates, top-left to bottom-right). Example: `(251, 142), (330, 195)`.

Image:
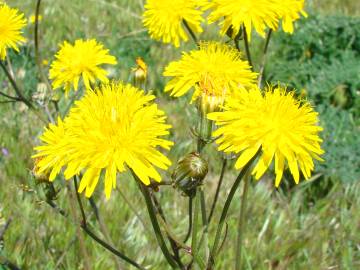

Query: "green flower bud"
(172, 152), (208, 197)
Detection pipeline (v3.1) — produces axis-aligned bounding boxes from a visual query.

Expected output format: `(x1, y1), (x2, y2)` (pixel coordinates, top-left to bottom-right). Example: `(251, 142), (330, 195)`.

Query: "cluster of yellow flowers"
(143, 0), (307, 46)
(1, 1), (323, 198)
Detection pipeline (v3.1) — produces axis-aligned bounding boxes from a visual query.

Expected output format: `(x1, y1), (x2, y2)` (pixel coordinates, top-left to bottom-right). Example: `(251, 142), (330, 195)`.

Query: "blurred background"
(0, 0), (359, 269)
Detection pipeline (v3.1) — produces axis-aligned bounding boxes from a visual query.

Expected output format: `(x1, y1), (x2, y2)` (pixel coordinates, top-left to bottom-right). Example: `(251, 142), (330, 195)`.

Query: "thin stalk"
(157, 214), (190, 251)
(0, 61), (33, 109)
(34, 0), (53, 93)
(235, 170), (251, 270)
(88, 197), (123, 270)
(191, 190), (201, 268)
(183, 197), (193, 243)
(117, 187), (152, 236)
(257, 29), (273, 88)
(208, 148), (261, 266)
(208, 159), (227, 224)
(73, 177), (146, 270)
(182, 20), (199, 47)
(150, 192), (184, 268)
(136, 180), (178, 269)
(200, 189), (210, 262)
(0, 91), (20, 101)
(242, 25), (254, 71)
(68, 181), (91, 270)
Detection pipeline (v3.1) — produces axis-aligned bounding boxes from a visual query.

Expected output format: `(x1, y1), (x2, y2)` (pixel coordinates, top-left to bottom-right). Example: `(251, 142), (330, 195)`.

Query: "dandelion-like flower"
(49, 39), (117, 95)
(208, 86), (324, 186)
(164, 41), (257, 103)
(207, 0), (307, 40)
(0, 4), (26, 60)
(281, 0), (307, 33)
(33, 82), (173, 198)
(143, 0), (206, 47)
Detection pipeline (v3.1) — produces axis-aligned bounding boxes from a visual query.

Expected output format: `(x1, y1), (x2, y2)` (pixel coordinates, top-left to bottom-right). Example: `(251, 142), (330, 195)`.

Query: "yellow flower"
(143, 0), (206, 47)
(49, 39), (117, 95)
(0, 3), (26, 60)
(207, 0), (307, 40)
(29, 14), (42, 24)
(164, 41), (257, 103)
(208, 86), (324, 187)
(33, 82), (173, 199)
(281, 0), (307, 33)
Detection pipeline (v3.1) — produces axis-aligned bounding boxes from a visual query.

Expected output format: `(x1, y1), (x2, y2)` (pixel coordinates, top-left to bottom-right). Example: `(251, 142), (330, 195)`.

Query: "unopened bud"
(172, 152), (208, 197)
(132, 57), (147, 88)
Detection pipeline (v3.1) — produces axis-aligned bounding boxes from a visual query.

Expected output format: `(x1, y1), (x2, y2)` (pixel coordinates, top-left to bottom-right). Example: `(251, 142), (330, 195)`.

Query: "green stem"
(200, 189), (210, 262)
(34, 0), (53, 93)
(0, 61), (33, 109)
(183, 197), (193, 243)
(182, 20), (199, 47)
(136, 180), (178, 268)
(191, 190), (203, 268)
(235, 170), (251, 270)
(257, 29), (273, 88)
(208, 159), (227, 224)
(73, 177), (146, 270)
(242, 25), (254, 71)
(208, 148), (261, 267)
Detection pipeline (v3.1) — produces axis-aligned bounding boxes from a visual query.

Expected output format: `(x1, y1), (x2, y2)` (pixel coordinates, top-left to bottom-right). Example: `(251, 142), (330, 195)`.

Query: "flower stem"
(242, 25), (254, 71)
(72, 177), (146, 270)
(208, 148), (261, 267)
(191, 189), (204, 268)
(183, 196), (193, 243)
(258, 29), (273, 88)
(200, 188), (210, 262)
(235, 170), (251, 270)
(182, 20), (199, 47)
(208, 158), (227, 224)
(34, 0), (53, 93)
(136, 180), (178, 269)
(0, 61), (33, 109)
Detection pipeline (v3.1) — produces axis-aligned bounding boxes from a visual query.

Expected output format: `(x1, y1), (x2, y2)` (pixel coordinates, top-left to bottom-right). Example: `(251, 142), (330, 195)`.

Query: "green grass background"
(0, 0), (359, 269)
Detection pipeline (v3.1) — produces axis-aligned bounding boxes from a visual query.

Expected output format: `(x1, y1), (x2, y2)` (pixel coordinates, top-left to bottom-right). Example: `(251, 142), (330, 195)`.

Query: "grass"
(1, 0), (360, 269)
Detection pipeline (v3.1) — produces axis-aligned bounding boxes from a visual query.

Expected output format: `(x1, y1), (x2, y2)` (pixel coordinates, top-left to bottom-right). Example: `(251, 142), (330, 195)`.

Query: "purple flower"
(1, 147), (9, 156)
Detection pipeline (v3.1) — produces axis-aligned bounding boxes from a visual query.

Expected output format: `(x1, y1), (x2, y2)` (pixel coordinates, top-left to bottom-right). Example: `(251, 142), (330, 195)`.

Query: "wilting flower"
(0, 3), (26, 60)
(33, 82), (173, 198)
(164, 41), (257, 105)
(143, 0), (206, 47)
(208, 86), (324, 186)
(49, 39), (117, 95)
(207, 0), (307, 40)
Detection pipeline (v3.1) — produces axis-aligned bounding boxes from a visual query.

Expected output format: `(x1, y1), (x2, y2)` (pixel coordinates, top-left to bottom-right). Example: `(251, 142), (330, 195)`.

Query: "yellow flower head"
(33, 82), (173, 199)
(143, 0), (206, 47)
(49, 39), (117, 95)
(207, 0), (307, 40)
(208, 86), (324, 187)
(164, 41), (257, 103)
(281, 0), (307, 33)
(0, 4), (26, 60)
